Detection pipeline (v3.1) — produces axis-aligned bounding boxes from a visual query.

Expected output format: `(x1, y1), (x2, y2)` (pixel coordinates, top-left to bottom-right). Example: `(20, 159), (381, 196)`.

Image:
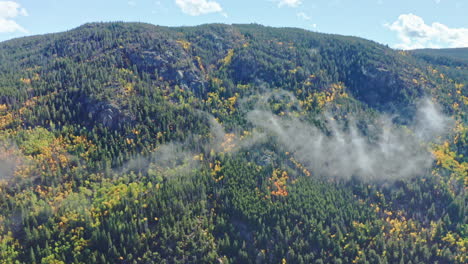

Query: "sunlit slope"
(0, 23), (466, 264)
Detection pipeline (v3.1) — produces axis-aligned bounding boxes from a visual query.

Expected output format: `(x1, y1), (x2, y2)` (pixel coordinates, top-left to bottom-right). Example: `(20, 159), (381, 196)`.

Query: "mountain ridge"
(0, 22), (445, 111)
(0, 22), (466, 264)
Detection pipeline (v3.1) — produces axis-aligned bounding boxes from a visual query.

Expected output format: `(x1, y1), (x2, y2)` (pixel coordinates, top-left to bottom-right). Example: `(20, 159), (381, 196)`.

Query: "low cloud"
(205, 112), (266, 154)
(113, 91), (453, 184)
(175, 0), (223, 16)
(0, 1), (28, 33)
(0, 142), (23, 181)
(413, 98), (454, 142)
(120, 142), (201, 179)
(385, 13), (468, 49)
(246, 92), (452, 182)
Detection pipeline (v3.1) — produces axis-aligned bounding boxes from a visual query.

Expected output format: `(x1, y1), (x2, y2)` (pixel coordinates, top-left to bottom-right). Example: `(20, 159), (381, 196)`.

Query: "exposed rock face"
(124, 40), (206, 95)
(83, 98), (130, 129)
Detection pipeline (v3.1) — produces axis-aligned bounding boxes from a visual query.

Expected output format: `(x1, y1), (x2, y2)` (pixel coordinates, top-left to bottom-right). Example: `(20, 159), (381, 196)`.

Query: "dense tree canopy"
(0, 22), (466, 263)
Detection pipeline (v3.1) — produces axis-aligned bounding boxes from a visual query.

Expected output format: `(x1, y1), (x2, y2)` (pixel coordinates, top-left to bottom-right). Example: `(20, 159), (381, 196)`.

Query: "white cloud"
(175, 0), (223, 16)
(276, 0), (302, 8)
(0, 1), (27, 33)
(385, 13), (468, 49)
(297, 12), (311, 20)
(0, 1), (26, 18)
(0, 17), (24, 33)
(128, 1), (137, 6)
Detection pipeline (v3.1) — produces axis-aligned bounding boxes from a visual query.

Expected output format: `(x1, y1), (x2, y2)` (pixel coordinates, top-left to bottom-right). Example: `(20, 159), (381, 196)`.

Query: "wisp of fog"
(247, 96), (453, 182)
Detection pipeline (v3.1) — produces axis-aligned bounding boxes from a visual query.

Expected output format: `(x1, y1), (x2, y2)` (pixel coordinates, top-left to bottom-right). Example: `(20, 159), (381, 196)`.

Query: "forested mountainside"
(411, 48), (468, 66)
(0, 22), (466, 264)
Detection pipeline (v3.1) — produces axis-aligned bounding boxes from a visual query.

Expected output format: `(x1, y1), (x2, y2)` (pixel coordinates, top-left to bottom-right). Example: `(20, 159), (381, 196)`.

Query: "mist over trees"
(0, 23), (466, 264)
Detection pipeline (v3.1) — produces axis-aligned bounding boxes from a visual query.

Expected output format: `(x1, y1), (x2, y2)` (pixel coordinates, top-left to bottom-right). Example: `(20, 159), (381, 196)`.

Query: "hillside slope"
(411, 47), (468, 65)
(0, 23), (466, 264)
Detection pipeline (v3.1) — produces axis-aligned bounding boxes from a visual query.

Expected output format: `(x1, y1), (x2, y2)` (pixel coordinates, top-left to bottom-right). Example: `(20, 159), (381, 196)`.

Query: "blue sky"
(0, 0), (467, 49)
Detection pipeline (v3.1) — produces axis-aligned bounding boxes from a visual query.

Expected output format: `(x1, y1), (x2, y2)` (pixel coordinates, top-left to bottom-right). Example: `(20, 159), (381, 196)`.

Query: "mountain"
(0, 22), (466, 264)
(411, 47), (468, 66)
